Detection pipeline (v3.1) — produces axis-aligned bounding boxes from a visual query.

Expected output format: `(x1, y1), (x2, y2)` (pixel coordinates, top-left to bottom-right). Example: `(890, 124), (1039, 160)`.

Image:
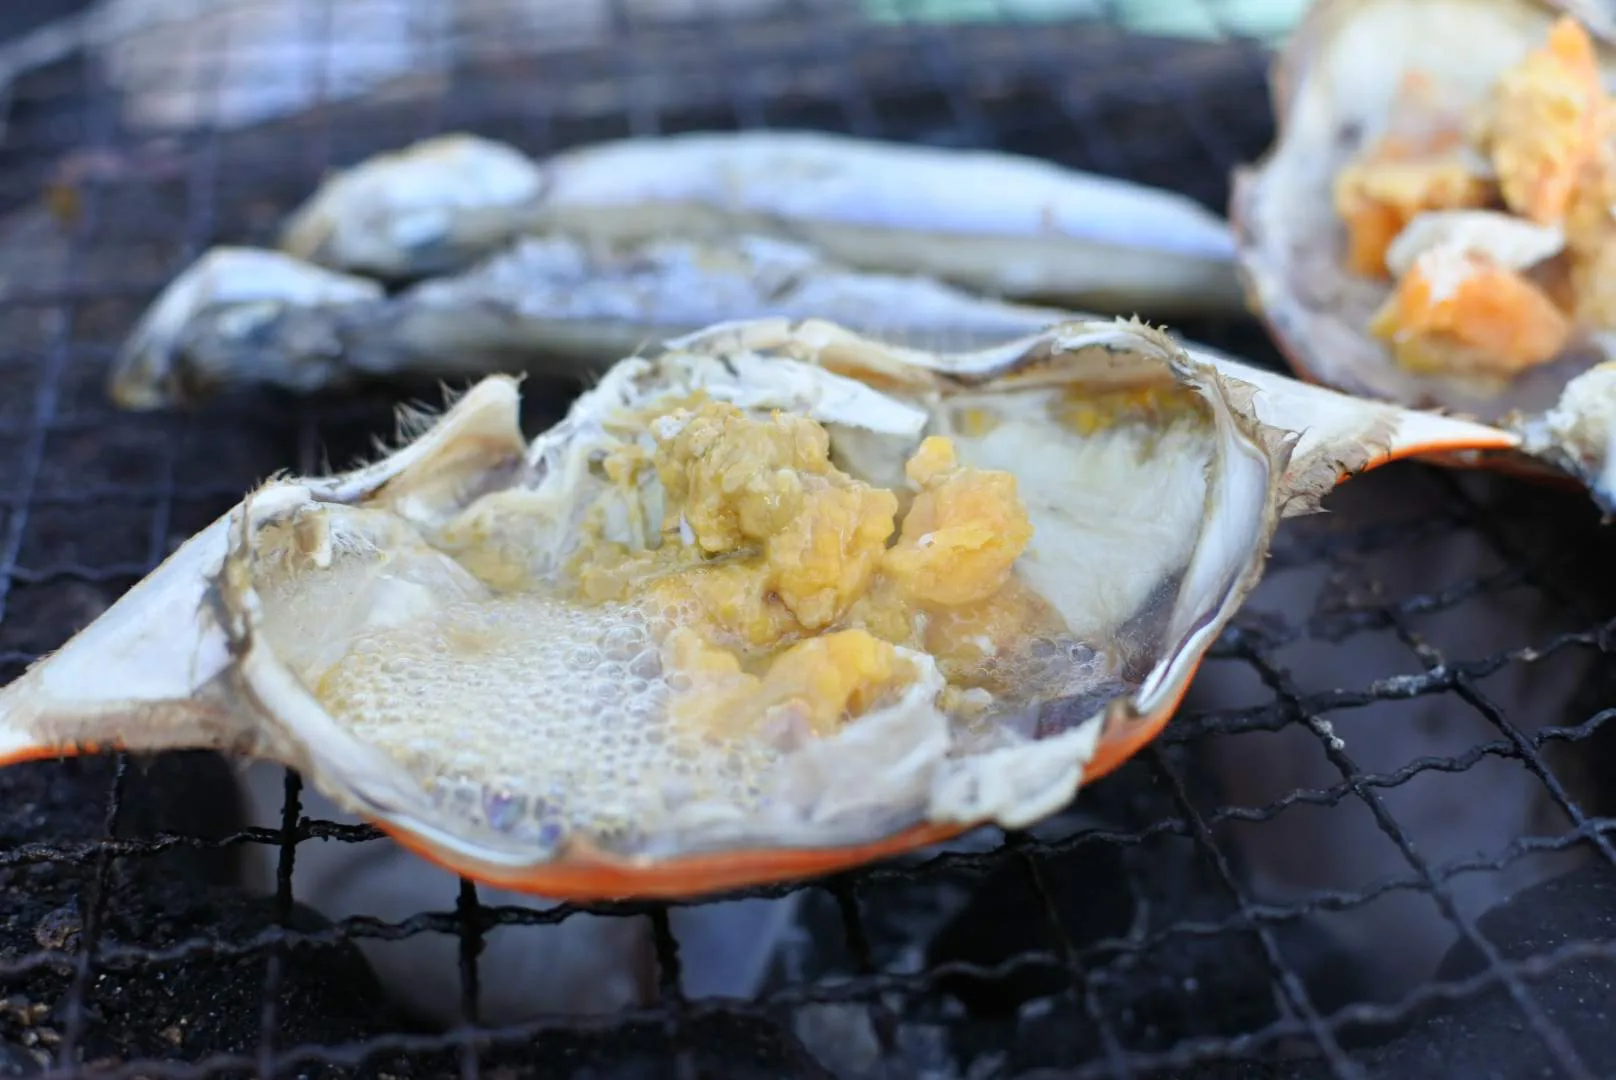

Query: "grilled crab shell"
(1231, 0), (1616, 511)
(0, 318), (1515, 900)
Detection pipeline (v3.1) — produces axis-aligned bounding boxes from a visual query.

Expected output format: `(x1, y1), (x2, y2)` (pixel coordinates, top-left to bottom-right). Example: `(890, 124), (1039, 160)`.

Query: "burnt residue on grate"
(0, 756), (407, 1075)
(0, 5), (1613, 1080)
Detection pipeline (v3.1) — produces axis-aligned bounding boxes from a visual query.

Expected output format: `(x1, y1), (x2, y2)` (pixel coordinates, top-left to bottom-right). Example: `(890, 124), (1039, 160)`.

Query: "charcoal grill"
(0, 1), (1613, 1078)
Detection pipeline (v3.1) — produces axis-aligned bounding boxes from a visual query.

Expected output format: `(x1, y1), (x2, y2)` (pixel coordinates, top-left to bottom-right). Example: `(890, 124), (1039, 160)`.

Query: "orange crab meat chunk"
(1568, 239), (1616, 330)
(1369, 247), (1573, 377)
(1328, 16), (1616, 380)
(1332, 72), (1497, 278)
(1483, 16), (1608, 226)
(1334, 153), (1495, 278)
(882, 436), (1034, 608)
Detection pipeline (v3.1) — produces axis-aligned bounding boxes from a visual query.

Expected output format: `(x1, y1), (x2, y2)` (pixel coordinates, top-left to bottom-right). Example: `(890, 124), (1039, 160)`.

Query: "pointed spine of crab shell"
(0, 484), (304, 765)
(0, 532), (235, 761)
(1186, 345), (1526, 515)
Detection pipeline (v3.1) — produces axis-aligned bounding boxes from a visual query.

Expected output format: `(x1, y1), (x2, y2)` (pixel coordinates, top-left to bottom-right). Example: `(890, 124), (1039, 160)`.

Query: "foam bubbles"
(310, 591), (775, 855)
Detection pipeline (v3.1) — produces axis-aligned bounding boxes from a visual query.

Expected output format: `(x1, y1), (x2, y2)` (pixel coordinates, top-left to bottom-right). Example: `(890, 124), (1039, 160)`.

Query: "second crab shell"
(1232, 0), (1616, 510)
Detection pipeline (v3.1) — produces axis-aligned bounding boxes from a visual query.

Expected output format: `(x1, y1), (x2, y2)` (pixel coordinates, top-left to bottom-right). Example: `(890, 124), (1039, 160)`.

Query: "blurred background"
(0, 2), (1613, 1080)
(0, 0), (1307, 141)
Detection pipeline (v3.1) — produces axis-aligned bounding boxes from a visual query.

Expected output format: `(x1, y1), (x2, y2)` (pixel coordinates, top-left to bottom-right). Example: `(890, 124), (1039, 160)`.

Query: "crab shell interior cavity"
(0, 319), (1518, 900)
(1231, 0), (1616, 425)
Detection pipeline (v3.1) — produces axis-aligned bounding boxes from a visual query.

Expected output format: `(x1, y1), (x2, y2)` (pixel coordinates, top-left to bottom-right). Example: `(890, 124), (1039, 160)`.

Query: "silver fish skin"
(112, 233), (1077, 408)
(277, 129), (1246, 315)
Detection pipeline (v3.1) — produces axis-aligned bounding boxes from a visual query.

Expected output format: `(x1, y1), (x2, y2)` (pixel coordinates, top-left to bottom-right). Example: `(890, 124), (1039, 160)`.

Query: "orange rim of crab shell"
(0, 419), (1524, 904)
(375, 672), (1208, 903)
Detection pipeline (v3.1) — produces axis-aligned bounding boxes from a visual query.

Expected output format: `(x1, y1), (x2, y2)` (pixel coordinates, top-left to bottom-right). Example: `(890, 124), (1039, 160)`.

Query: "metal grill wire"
(0, 0), (1611, 1077)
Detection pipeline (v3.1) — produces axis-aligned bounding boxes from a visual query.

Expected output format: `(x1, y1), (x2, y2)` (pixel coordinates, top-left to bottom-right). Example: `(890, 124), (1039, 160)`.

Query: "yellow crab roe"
(1055, 383), (1205, 437)
(572, 403), (1060, 741)
(665, 626), (911, 740)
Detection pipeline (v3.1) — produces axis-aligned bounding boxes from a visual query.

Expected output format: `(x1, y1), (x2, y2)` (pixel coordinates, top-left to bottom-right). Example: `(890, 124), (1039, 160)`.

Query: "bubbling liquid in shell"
(313, 593), (778, 855)
(287, 394), (1129, 857)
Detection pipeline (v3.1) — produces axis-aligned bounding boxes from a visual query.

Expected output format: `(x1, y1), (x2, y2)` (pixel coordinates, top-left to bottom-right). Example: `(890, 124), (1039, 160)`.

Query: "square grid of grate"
(0, 1), (1612, 1078)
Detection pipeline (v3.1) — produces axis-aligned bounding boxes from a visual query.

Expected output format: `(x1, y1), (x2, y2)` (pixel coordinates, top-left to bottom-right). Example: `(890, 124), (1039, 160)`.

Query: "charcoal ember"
(755, 862), (978, 1079)
(925, 763), (1300, 1073)
(0, 1039), (38, 1078)
(1436, 856), (1616, 980)
(679, 1014), (840, 1080)
(0, 753), (240, 891)
(450, 1013), (834, 1080)
(66, 881), (407, 1069)
(1216, 858), (1616, 1080)
(119, 751), (252, 888)
(925, 837), (1127, 1019)
(1176, 1065), (1320, 1079)
(1414, 857), (1616, 1077)
(0, 756), (404, 1077)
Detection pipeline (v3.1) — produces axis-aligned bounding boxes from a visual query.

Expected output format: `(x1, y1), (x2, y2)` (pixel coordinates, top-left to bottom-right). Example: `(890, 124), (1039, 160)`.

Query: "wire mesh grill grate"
(0, 1), (1612, 1078)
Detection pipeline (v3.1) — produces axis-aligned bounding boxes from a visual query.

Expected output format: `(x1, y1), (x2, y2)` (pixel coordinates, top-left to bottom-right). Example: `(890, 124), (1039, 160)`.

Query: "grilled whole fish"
(109, 235), (1076, 409)
(277, 129), (1246, 315)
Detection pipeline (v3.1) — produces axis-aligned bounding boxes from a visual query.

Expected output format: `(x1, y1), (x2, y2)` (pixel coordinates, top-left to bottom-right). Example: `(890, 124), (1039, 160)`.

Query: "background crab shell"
(1229, 0), (1616, 499)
